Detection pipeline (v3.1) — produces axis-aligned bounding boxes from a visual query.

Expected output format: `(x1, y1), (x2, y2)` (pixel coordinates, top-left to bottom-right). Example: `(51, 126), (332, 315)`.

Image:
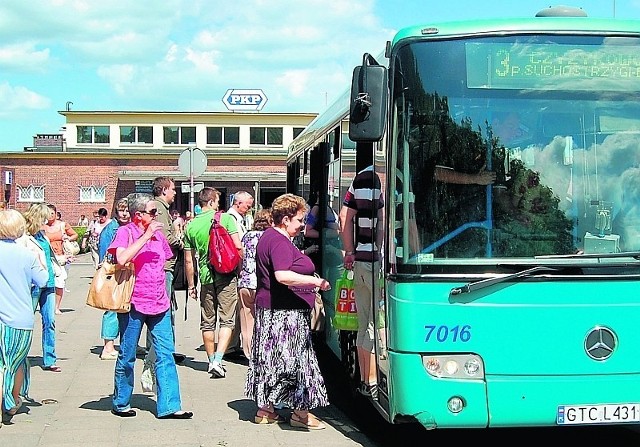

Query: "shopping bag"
(310, 273), (325, 332)
(86, 261), (135, 313)
(62, 239), (80, 256)
(333, 269), (358, 331)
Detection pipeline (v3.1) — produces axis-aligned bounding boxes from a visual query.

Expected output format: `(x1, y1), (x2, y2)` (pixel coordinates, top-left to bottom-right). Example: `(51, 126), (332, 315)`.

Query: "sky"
(0, 0), (638, 151)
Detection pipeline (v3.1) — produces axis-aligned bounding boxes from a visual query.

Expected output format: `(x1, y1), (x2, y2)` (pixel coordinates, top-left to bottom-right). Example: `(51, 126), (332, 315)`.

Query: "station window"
(17, 184), (45, 203)
(342, 132), (356, 151)
(77, 126), (110, 144)
(79, 185), (106, 203)
(163, 126), (196, 145)
(250, 127), (283, 146)
(120, 126), (153, 144)
(207, 126), (240, 145)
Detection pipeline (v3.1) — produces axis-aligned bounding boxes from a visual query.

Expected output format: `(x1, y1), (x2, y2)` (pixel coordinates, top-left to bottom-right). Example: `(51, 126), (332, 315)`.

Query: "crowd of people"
(0, 175), (359, 430)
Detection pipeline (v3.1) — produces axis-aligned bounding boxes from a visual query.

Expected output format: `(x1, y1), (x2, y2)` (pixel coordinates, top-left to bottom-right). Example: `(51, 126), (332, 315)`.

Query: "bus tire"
(339, 329), (360, 395)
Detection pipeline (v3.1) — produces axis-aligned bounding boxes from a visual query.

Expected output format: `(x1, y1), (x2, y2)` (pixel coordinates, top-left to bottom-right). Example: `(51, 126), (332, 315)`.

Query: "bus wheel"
(339, 330), (360, 394)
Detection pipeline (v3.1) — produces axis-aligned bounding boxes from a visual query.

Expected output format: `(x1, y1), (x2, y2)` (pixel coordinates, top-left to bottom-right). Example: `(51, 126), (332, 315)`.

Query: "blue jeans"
(113, 306), (182, 417)
(145, 271), (175, 350)
(32, 287), (56, 368)
(101, 311), (118, 340)
(166, 271), (176, 340)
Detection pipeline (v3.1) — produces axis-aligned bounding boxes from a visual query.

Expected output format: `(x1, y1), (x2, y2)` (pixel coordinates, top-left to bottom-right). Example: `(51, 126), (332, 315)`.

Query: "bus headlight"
(445, 360), (459, 375)
(422, 354), (485, 380)
(447, 396), (465, 413)
(464, 358), (481, 377)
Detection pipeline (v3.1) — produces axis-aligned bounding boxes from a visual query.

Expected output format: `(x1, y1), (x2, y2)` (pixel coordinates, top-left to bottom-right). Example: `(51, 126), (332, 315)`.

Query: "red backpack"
(208, 211), (241, 274)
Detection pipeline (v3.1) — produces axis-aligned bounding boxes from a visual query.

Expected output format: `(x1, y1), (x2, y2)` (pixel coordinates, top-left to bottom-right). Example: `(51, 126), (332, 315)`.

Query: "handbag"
(333, 269), (358, 331)
(86, 260), (135, 313)
(63, 239), (80, 256)
(86, 228), (135, 313)
(51, 255), (67, 280)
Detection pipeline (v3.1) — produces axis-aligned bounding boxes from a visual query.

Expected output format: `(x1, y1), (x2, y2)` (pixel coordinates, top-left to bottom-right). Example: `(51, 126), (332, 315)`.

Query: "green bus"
(286, 6), (640, 430)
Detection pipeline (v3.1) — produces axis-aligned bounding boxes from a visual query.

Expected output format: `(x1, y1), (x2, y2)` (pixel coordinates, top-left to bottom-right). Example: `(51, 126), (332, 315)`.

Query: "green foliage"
(73, 226), (90, 253)
(492, 159), (575, 256)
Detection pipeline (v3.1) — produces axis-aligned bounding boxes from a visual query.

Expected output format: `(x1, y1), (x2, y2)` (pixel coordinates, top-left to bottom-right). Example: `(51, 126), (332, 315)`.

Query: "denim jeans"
(145, 271), (175, 350)
(113, 306), (182, 417)
(101, 311), (118, 340)
(32, 287), (56, 367)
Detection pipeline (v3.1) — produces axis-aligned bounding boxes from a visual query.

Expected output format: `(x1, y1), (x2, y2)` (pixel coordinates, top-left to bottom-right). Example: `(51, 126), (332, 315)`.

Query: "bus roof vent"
(535, 5), (587, 17)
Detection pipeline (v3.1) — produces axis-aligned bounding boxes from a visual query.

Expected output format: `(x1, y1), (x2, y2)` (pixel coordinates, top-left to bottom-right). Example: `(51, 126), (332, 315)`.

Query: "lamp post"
(189, 145), (195, 216)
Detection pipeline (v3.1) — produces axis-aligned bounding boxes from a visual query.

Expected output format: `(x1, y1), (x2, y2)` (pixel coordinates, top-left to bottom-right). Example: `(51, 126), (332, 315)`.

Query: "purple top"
(255, 227), (316, 309)
(108, 223), (173, 315)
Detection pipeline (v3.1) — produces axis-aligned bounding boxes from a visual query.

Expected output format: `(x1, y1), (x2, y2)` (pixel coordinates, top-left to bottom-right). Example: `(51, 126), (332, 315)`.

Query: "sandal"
(254, 408), (284, 424)
(43, 365), (62, 373)
(6, 396), (22, 416)
(289, 412), (326, 430)
(100, 350), (118, 360)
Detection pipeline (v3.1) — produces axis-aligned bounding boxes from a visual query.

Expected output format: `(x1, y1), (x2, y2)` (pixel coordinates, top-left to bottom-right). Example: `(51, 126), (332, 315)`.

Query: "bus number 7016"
(424, 325), (472, 343)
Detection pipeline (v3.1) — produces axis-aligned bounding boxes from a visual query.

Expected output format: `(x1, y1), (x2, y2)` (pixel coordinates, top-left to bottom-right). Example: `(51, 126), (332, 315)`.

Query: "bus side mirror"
(349, 55), (388, 142)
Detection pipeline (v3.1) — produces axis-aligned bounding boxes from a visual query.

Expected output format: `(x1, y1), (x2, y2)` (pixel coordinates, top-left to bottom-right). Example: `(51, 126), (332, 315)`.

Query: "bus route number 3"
(424, 325), (471, 343)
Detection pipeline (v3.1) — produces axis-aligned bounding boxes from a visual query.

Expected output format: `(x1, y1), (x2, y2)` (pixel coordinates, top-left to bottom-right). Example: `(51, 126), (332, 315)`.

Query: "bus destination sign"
(466, 42), (640, 91)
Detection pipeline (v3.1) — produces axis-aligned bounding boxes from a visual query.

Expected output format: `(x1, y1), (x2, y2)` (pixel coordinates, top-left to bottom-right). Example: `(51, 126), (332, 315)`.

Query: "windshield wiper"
(449, 266), (560, 298)
(535, 251), (640, 260)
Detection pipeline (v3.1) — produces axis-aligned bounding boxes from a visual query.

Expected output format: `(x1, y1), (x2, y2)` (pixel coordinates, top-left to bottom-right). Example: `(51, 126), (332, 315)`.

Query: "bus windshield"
(391, 34), (640, 268)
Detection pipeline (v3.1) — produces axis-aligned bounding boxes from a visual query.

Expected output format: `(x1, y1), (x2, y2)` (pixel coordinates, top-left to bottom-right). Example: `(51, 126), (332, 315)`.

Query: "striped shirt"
(342, 165), (384, 262)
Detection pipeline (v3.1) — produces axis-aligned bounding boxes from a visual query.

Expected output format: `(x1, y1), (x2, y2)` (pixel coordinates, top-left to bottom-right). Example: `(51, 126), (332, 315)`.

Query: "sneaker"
(208, 361), (226, 378)
(358, 382), (378, 399)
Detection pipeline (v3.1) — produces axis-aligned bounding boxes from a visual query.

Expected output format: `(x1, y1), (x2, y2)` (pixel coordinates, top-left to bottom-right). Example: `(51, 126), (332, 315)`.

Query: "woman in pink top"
(108, 193), (192, 420)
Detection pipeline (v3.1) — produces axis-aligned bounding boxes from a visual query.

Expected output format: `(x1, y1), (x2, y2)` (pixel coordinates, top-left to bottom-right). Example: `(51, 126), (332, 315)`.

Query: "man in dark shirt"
(339, 160), (384, 399)
(152, 176), (186, 364)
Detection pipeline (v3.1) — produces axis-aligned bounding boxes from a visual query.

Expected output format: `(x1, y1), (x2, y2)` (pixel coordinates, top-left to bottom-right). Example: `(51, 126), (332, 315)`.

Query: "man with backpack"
(184, 187), (242, 378)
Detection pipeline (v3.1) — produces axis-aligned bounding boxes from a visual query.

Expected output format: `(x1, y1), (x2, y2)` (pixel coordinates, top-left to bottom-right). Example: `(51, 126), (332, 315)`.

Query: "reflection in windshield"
(391, 35), (640, 267)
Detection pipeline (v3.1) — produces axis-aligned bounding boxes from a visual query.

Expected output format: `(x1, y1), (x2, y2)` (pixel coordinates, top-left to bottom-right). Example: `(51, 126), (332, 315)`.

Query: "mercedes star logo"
(584, 326), (617, 361)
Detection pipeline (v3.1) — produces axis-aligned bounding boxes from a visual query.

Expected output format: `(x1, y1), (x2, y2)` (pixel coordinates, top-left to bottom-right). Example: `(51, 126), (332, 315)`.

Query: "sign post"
(180, 182), (204, 193)
(178, 147), (207, 215)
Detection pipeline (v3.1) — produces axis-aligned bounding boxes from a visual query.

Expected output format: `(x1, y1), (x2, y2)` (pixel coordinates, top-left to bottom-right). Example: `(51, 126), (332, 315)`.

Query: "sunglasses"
(139, 208), (159, 217)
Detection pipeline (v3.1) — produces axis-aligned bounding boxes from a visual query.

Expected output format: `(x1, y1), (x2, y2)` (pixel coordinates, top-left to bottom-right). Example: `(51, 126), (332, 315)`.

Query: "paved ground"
(1, 253), (374, 446)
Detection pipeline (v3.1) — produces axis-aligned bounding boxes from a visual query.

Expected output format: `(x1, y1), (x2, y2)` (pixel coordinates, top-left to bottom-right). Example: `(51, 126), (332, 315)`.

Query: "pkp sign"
(222, 89), (267, 111)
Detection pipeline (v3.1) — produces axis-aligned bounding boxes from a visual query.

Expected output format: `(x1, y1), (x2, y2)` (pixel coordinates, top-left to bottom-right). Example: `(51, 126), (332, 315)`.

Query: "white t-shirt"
(88, 218), (112, 249)
(227, 207), (247, 240)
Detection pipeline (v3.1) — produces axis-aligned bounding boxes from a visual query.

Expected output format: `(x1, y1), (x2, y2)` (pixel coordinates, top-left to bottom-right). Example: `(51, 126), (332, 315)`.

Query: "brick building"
(0, 110), (316, 222)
